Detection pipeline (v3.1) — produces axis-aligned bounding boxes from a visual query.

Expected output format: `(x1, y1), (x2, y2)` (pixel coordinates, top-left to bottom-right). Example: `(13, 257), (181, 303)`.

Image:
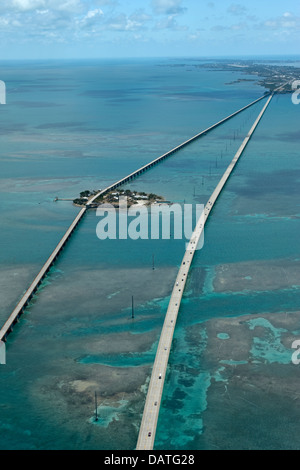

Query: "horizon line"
(0, 54), (300, 62)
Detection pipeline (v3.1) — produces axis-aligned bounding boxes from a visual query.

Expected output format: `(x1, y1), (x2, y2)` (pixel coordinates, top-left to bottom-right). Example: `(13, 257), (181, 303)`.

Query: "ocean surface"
(0, 57), (300, 450)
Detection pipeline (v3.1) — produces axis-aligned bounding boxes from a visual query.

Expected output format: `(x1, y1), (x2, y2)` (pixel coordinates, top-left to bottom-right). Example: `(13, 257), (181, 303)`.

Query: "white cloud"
(264, 20), (277, 29)
(154, 14), (183, 30)
(105, 12), (150, 32)
(227, 3), (247, 16)
(0, 0), (189, 44)
(282, 20), (296, 28)
(0, 0), (79, 14)
(12, 0), (46, 11)
(188, 29), (202, 40)
(55, 0), (83, 13)
(151, 0), (186, 16)
(130, 10), (152, 23)
(261, 12), (300, 31)
(77, 8), (103, 29)
(2, 0), (297, 57)
(247, 10), (299, 45)
(0, 17), (10, 27)
(85, 9), (103, 20)
(230, 21), (248, 31)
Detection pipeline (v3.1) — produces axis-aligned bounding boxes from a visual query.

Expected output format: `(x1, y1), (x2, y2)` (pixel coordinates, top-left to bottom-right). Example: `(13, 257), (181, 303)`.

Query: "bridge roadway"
(0, 93), (268, 344)
(87, 93), (268, 206)
(136, 93), (274, 450)
(0, 207), (87, 342)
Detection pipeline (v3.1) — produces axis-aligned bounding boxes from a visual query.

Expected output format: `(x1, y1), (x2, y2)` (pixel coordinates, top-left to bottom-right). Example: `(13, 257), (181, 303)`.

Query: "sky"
(0, 0), (299, 59)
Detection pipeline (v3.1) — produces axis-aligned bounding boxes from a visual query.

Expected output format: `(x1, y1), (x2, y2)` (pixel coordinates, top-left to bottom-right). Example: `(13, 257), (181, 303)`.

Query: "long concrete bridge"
(136, 93), (274, 450)
(0, 93), (269, 345)
(0, 206), (87, 342)
(87, 93), (268, 206)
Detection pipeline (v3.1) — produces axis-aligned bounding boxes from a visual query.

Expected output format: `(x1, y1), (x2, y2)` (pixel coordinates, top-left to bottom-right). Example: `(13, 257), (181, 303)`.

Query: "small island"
(73, 189), (166, 208)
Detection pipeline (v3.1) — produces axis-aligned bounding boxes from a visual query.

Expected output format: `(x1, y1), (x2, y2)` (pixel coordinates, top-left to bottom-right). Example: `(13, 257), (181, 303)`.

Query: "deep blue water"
(0, 58), (299, 450)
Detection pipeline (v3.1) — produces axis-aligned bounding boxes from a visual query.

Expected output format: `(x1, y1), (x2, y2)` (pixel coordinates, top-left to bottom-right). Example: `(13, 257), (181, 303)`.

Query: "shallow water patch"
(247, 317), (291, 364)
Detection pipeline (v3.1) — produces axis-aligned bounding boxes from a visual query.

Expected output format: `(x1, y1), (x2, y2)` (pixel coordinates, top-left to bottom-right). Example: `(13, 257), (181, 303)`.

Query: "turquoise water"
(155, 93), (300, 450)
(0, 58), (299, 450)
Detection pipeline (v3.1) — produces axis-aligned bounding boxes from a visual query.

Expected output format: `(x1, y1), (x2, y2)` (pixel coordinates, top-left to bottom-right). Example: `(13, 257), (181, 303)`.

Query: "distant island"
(164, 59), (300, 94)
(73, 189), (166, 208)
(198, 60), (300, 93)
